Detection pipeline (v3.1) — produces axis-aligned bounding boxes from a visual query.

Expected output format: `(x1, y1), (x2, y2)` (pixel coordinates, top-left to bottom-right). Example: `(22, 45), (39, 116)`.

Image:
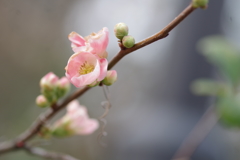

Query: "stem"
(172, 105), (219, 160)
(0, 2), (197, 155)
(25, 146), (80, 160)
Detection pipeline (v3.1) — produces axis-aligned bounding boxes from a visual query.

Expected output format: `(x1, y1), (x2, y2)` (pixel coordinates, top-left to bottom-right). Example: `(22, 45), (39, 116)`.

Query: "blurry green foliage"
(198, 36), (240, 86)
(192, 35), (240, 127)
(191, 79), (228, 97)
(217, 95), (240, 127)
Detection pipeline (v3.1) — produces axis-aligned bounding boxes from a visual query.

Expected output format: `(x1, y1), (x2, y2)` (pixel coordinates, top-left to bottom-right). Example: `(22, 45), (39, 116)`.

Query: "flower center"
(79, 61), (94, 75)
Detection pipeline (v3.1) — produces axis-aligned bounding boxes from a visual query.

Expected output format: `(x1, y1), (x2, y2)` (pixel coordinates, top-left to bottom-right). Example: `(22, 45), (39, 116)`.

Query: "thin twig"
(0, 2), (196, 155)
(172, 105), (219, 160)
(25, 146), (80, 160)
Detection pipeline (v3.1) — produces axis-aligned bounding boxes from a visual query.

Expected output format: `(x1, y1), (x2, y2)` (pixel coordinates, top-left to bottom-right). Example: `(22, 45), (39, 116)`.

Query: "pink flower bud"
(40, 72), (59, 88)
(36, 95), (49, 108)
(40, 72), (59, 103)
(58, 77), (70, 89)
(102, 70), (117, 86)
(51, 100), (99, 137)
(56, 77), (71, 98)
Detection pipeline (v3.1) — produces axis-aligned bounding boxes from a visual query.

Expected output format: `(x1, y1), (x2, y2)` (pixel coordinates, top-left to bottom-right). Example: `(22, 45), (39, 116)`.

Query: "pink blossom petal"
(97, 58), (108, 81)
(68, 32), (86, 47)
(76, 119), (99, 135)
(85, 27), (109, 58)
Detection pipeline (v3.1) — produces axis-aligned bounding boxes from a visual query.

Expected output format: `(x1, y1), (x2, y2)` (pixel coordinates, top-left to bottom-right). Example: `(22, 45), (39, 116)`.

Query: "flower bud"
(40, 72), (59, 88)
(102, 70), (117, 86)
(192, 0), (208, 9)
(122, 35), (135, 48)
(56, 77), (71, 99)
(40, 72), (59, 103)
(36, 95), (49, 108)
(114, 23), (129, 40)
(88, 80), (100, 87)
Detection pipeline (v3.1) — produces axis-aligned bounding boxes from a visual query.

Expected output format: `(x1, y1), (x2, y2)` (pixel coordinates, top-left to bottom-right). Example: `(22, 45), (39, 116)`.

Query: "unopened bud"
(40, 72), (59, 103)
(114, 23), (129, 40)
(36, 95), (49, 108)
(102, 70), (117, 86)
(56, 77), (70, 98)
(88, 80), (100, 87)
(40, 72), (59, 88)
(122, 35), (135, 48)
(192, 0), (208, 9)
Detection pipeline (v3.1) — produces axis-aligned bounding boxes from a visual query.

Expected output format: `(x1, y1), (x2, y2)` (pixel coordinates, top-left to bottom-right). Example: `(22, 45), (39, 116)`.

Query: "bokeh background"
(0, 0), (239, 160)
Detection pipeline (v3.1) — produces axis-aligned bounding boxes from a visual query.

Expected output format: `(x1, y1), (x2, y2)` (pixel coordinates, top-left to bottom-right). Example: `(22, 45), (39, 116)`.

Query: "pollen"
(79, 61), (95, 75)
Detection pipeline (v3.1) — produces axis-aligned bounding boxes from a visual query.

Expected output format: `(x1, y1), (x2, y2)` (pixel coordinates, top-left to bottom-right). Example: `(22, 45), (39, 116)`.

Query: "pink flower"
(52, 100), (99, 136)
(65, 51), (108, 88)
(68, 27), (109, 58)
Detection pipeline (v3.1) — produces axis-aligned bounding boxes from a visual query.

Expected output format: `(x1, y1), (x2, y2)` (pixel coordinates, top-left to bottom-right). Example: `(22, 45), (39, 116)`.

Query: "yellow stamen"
(79, 61), (94, 75)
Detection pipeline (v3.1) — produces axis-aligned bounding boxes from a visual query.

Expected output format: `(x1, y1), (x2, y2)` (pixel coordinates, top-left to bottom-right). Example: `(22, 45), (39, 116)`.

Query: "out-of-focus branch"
(25, 146), (80, 160)
(0, 2), (197, 156)
(172, 105), (219, 160)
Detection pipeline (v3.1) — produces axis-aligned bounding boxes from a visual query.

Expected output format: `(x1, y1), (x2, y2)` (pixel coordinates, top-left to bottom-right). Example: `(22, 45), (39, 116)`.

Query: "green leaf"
(198, 36), (240, 86)
(191, 79), (228, 97)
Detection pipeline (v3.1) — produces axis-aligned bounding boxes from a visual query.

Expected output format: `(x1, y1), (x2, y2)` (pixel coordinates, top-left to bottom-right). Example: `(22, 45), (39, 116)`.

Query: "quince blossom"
(66, 27), (109, 87)
(51, 100), (99, 136)
(65, 51), (108, 88)
(68, 27), (109, 58)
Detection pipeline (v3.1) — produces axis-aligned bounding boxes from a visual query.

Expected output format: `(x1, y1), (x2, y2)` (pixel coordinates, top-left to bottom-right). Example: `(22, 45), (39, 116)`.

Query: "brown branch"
(0, 2), (197, 156)
(25, 146), (80, 160)
(171, 105), (219, 160)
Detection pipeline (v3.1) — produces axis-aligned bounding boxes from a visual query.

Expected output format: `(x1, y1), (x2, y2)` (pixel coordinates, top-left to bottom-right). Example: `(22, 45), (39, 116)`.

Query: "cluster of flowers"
(65, 27), (117, 87)
(37, 72), (99, 137)
(36, 27), (120, 137)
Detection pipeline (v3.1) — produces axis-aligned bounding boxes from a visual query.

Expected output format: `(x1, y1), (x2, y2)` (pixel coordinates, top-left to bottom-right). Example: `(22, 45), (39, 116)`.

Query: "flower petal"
(68, 32), (86, 49)
(97, 58), (108, 81)
(85, 27), (109, 58)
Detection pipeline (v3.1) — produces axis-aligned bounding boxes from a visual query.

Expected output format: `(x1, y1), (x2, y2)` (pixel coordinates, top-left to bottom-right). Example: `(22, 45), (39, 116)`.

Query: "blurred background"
(0, 0), (239, 160)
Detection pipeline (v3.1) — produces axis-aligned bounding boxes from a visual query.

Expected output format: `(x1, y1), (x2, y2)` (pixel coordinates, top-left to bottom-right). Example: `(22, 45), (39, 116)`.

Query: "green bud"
(122, 35), (135, 48)
(36, 95), (49, 108)
(114, 23), (129, 40)
(192, 0), (209, 9)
